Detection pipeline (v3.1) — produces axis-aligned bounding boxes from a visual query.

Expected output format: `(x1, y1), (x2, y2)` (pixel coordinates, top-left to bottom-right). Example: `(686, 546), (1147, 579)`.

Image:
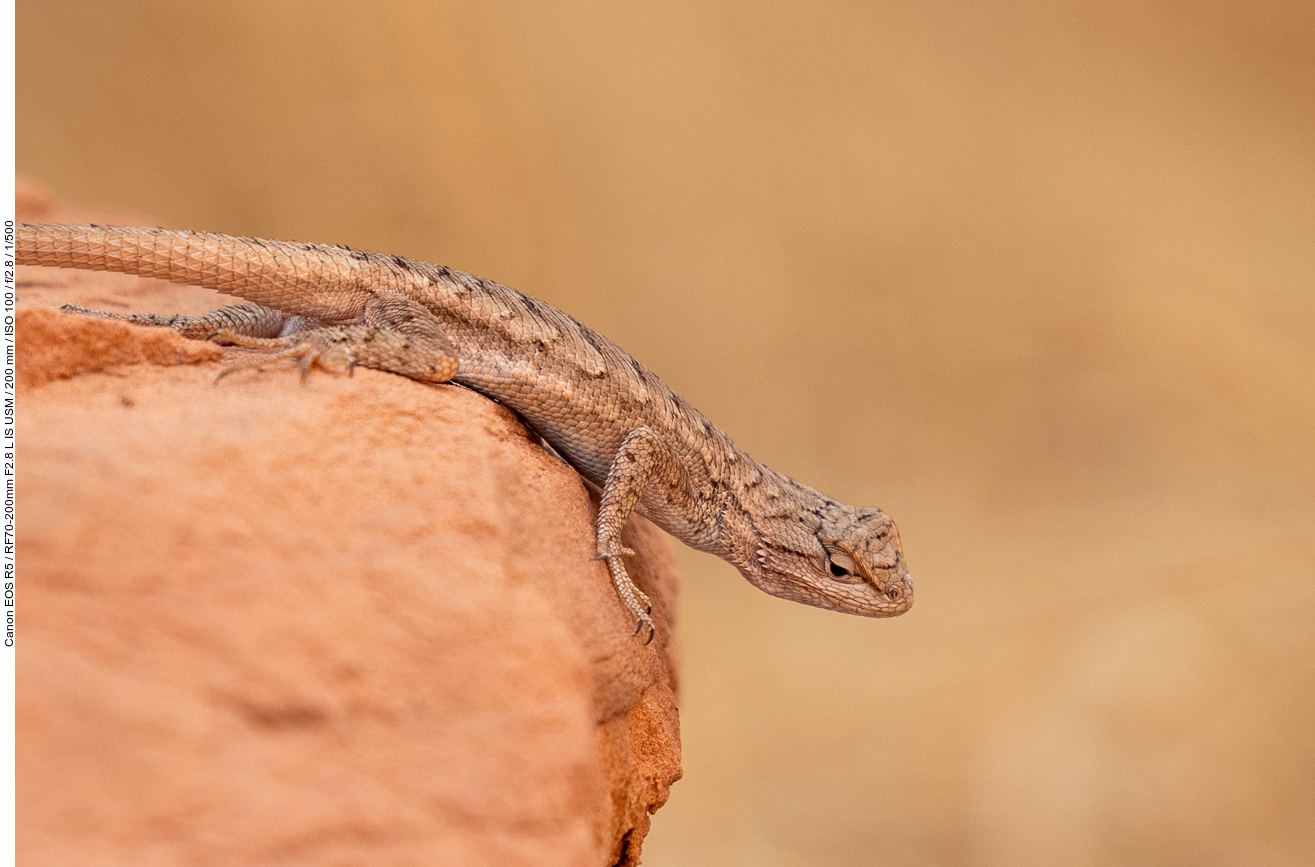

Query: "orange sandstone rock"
(15, 186), (681, 866)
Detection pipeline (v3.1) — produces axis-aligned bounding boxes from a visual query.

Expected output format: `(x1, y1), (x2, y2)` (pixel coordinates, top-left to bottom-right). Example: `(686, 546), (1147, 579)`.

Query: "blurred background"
(16, 1), (1314, 864)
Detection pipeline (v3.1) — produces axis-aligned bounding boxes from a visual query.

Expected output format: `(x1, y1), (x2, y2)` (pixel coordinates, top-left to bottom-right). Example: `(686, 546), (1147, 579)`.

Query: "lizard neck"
(715, 456), (829, 573)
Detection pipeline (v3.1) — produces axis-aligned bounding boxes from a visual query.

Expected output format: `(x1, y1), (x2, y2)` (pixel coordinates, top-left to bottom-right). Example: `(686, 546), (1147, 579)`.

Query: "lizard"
(17, 223), (913, 639)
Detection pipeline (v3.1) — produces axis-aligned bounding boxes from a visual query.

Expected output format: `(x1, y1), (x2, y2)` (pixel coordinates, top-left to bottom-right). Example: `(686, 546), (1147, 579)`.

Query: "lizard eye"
(823, 545), (863, 583)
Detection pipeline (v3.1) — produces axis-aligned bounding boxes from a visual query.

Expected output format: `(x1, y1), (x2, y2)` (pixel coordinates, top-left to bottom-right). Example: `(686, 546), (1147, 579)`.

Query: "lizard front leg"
(595, 426), (694, 643)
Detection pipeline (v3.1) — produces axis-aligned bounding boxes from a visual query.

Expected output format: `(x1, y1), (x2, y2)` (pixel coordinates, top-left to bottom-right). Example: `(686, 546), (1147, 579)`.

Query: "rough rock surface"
(15, 180), (682, 866)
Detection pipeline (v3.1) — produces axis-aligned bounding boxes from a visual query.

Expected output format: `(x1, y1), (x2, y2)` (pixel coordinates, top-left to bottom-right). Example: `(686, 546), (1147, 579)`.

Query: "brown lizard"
(17, 223), (913, 638)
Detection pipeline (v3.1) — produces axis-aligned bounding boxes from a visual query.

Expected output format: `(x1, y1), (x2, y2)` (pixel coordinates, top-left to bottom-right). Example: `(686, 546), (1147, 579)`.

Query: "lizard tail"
(16, 223), (428, 323)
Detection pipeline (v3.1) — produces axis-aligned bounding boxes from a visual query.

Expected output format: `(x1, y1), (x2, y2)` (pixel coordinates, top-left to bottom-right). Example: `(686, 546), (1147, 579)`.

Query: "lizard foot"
(597, 548), (655, 644)
(62, 302), (460, 385)
(212, 334), (353, 383)
(212, 325), (460, 385)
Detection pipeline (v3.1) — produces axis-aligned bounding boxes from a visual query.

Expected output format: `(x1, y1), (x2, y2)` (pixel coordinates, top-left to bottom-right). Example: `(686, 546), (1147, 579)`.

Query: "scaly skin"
(18, 223), (913, 637)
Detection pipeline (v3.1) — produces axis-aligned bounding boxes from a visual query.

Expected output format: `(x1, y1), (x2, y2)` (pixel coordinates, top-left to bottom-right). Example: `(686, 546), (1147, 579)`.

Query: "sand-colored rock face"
(15, 184), (681, 866)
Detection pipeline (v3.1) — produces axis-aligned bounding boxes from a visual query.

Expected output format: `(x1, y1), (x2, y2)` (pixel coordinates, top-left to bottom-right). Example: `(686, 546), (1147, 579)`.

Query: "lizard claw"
(632, 612), (656, 645)
(592, 547), (637, 561)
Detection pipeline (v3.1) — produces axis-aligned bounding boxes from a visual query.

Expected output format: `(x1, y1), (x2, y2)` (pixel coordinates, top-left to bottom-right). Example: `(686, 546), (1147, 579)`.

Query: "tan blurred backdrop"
(16, 1), (1315, 864)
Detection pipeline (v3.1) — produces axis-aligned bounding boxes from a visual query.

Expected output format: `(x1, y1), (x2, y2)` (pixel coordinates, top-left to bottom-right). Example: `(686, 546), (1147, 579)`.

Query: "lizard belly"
(451, 366), (628, 487)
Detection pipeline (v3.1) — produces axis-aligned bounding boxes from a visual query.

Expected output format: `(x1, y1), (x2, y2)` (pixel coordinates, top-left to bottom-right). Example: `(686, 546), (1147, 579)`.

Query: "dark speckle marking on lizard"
(19, 222), (913, 636)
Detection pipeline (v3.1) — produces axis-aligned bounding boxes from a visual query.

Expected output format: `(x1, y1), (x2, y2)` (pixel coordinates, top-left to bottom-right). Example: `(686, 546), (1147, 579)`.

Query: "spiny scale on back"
(18, 223), (913, 638)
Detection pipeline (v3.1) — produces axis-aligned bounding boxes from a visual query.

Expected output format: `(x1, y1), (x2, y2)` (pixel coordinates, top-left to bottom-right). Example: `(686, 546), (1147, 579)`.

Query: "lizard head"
(735, 482), (913, 618)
